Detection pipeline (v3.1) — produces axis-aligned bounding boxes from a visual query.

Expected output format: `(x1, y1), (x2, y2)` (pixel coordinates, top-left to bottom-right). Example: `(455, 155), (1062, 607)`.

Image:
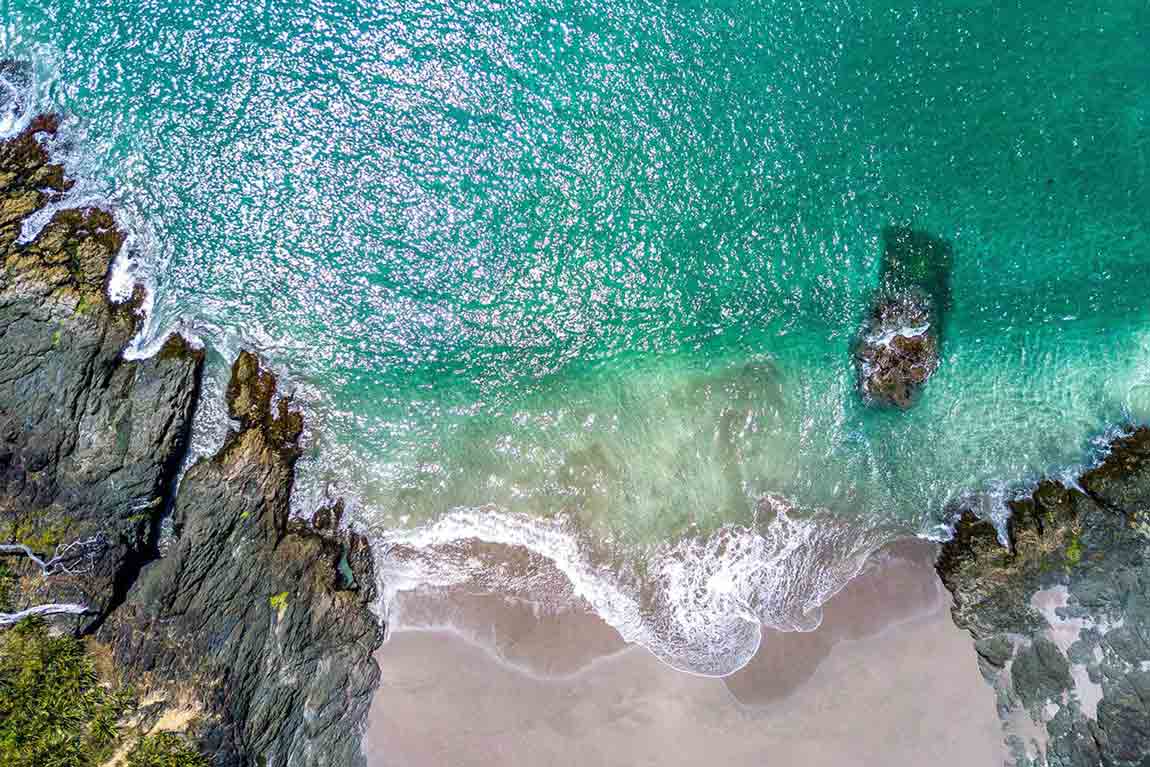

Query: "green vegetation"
(127, 733), (209, 767)
(0, 562), (14, 611)
(0, 619), (208, 767)
(1065, 531), (1083, 567)
(4, 519), (72, 551)
(269, 591), (289, 620)
(0, 618), (128, 766)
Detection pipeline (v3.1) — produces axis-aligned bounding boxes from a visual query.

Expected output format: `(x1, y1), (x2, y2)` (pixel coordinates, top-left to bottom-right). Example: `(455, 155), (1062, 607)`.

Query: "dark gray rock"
(1097, 672), (1150, 763)
(103, 351), (383, 767)
(1, 116), (384, 766)
(937, 429), (1150, 766)
(854, 227), (953, 409)
(1079, 428), (1150, 516)
(1011, 637), (1072, 709)
(0, 115), (203, 624)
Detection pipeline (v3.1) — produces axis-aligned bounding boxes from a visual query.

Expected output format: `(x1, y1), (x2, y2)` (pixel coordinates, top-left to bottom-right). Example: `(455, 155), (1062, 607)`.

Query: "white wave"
(376, 496), (884, 677)
(0, 79), (25, 137)
(865, 322), (931, 348)
(0, 42), (34, 138)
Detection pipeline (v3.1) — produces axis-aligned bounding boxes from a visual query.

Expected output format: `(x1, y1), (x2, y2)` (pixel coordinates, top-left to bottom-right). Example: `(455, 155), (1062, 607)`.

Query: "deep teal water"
(4, 0), (1150, 672)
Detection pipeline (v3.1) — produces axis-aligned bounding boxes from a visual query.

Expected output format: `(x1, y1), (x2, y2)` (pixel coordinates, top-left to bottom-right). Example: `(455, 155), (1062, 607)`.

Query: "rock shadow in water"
(853, 227), (954, 409)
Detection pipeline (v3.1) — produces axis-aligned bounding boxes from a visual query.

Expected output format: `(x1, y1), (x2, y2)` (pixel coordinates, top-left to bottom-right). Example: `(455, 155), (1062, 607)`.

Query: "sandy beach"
(365, 540), (1005, 767)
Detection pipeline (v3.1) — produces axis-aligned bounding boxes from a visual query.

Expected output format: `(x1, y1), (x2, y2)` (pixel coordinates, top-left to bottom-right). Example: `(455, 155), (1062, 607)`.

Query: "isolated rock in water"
(855, 293), (939, 408)
(855, 227), (953, 409)
(0, 116), (203, 625)
(103, 351), (384, 767)
(937, 428), (1150, 766)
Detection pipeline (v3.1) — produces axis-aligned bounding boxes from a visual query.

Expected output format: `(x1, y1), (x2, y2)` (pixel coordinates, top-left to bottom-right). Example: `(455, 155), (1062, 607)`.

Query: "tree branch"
(0, 535), (104, 576)
(0, 536), (104, 628)
(0, 542), (51, 571)
(0, 602), (89, 626)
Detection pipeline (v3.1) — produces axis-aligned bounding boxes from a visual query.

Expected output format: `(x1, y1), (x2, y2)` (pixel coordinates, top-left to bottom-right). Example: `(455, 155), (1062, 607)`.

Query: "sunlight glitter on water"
(6, 0), (1150, 673)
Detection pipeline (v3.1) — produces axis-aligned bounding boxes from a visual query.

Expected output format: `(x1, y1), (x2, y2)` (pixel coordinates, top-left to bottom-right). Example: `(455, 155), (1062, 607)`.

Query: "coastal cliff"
(0, 117), (383, 765)
(937, 431), (1150, 765)
(104, 350), (382, 766)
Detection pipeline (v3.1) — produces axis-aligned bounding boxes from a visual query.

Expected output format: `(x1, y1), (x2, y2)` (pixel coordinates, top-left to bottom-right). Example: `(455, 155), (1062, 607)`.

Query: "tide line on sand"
(366, 539), (1005, 767)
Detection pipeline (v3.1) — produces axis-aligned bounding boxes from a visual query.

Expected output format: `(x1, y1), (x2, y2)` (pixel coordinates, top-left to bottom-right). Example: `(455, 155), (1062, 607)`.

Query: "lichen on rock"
(937, 429), (1150, 766)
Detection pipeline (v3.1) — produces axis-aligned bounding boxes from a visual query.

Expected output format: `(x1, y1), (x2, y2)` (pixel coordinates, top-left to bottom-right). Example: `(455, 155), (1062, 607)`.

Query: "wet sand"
(366, 540), (1005, 766)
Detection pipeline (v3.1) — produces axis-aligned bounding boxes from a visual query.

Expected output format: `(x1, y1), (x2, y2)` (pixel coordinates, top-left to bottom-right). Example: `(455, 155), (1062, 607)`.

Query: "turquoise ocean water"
(3, 0), (1150, 673)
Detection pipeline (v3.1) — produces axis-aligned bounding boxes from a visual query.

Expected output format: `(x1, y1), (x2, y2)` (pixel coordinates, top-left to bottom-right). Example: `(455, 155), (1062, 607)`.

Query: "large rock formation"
(104, 351), (383, 767)
(0, 116), (384, 766)
(0, 114), (203, 624)
(854, 227), (953, 408)
(937, 429), (1150, 766)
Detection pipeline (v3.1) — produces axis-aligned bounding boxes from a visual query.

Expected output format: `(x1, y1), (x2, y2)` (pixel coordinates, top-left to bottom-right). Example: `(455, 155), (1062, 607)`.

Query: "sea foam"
(377, 495), (886, 677)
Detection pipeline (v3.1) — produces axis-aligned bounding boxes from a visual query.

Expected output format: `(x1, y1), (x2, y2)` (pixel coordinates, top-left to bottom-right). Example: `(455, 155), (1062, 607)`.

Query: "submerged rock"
(854, 227), (953, 409)
(0, 116), (383, 766)
(937, 429), (1150, 766)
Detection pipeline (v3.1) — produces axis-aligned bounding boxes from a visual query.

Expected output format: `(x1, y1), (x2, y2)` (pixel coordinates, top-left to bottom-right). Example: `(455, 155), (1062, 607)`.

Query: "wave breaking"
(376, 495), (890, 677)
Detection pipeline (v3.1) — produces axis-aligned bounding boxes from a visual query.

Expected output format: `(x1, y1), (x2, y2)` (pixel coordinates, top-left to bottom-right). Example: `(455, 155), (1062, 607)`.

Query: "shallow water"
(4, 0), (1150, 673)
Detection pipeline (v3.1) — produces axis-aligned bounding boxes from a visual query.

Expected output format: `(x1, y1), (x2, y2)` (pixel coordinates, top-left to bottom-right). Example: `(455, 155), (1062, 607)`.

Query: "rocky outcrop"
(0, 117), (383, 766)
(854, 227), (953, 408)
(104, 351), (383, 767)
(937, 429), (1150, 766)
(0, 115), (203, 625)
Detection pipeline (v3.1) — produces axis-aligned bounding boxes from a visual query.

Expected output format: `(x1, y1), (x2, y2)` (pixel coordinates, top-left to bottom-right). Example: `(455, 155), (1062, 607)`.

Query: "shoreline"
(366, 538), (1006, 767)
(379, 535), (949, 682)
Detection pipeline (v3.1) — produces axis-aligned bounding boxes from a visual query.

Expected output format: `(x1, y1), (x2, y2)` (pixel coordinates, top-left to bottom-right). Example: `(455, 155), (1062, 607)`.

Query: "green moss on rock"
(0, 562), (14, 611)
(269, 591), (289, 620)
(1065, 531), (1083, 567)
